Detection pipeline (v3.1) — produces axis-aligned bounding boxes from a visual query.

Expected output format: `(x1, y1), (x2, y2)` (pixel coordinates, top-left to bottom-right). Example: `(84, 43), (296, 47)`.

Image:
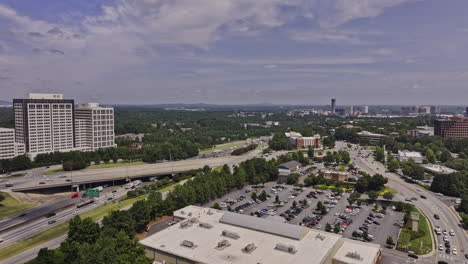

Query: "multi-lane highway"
(337, 141), (468, 264)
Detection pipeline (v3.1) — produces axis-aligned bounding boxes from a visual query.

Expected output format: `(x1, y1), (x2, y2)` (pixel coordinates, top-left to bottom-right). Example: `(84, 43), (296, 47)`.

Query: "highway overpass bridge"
(12, 157), (237, 192)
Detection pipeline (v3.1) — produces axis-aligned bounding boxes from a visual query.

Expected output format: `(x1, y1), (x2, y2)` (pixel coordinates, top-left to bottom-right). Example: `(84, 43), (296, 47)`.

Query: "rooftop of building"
(27, 93), (64, 100)
(421, 164), (457, 174)
(140, 205), (381, 264)
(277, 160), (302, 170)
(397, 150), (423, 158)
(357, 131), (386, 137)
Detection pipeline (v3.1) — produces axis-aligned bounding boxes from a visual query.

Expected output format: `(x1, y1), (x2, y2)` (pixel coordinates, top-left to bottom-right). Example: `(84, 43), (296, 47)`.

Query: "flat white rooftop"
(140, 205), (381, 264)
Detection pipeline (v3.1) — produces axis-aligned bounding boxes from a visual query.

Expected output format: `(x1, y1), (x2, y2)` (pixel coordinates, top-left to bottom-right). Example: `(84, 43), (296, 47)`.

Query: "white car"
(449, 230), (455, 236)
(452, 248), (457, 255)
(438, 244), (444, 251)
(443, 236), (449, 242)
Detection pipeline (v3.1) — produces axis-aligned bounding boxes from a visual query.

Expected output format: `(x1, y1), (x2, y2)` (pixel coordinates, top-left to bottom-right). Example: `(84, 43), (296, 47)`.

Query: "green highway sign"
(85, 189), (100, 197)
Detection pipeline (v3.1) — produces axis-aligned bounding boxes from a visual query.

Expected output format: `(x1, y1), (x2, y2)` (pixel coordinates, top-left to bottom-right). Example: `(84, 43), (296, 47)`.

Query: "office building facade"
(434, 117), (468, 138)
(0, 128), (25, 160)
(11, 94), (116, 159)
(13, 94), (75, 155)
(75, 103), (116, 151)
(331, 99), (336, 115)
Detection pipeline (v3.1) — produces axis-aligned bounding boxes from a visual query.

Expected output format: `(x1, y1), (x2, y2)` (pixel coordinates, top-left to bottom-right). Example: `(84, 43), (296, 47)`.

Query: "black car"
(420, 195), (427, 199)
(46, 212), (56, 218)
(445, 248), (451, 254)
(408, 253), (418, 259)
(465, 253), (468, 259)
(48, 220), (56, 224)
(434, 214), (440, 219)
(438, 261), (448, 264)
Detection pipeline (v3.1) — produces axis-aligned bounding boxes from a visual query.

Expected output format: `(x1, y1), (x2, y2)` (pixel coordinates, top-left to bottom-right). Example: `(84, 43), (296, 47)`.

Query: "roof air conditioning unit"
(275, 243), (297, 254)
(243, 243), (256, 254)
(199, 222), (213, 229)
(222, 230), (240, 239)
(181, 240), (196, 249)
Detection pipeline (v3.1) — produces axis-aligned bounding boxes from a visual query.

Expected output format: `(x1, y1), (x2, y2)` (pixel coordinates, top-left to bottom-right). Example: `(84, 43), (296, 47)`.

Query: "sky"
(1, 0), (468, 105)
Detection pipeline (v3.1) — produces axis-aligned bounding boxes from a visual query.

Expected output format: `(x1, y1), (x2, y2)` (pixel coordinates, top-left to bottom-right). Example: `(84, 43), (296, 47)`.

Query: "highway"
(336, 141), (468, 264)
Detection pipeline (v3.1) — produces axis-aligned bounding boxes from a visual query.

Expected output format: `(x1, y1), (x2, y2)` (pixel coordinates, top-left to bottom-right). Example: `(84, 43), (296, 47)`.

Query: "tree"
(68, 216), (100, 244)
(387, 159), (400, 172)
(425, 148), (436, 164)
(325, 223), (332, 232)
(275, 195), (279, 203)
(386, 236), (394, 246)
(307, 146), (314, 158)
(352, 231), (360, 237)
(375, 147), (385, 163)
(286, 173), (299, 185)
(363, 231), (369, 240)
(333, 224), (340, 233)
(292, 200), (298, 209)
(367, 191), (379, 201)
(323, 135), (336, 149)
(383, 192), (394, 201)
(213, 202), (222, 210)
(129, 200), (152, 233)
(0, 193), (4, 203)
(341, 151), (351, 164)
(259, 190), (267, 202)
(251, 192), (258, 201)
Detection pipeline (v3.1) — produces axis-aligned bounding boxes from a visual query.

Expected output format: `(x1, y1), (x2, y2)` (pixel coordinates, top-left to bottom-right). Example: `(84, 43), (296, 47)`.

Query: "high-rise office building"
(0, 128), (25, 159)
(331, 98), (336, 115)
(430, 106), (441, 115)
(13, 94), (75, 155)
(362, 105), (369, 114)
(465, 107), (468, 117)
(344, 106), (354, 116)
(75, 103), (116, 151)
(434, 117), (468, 138)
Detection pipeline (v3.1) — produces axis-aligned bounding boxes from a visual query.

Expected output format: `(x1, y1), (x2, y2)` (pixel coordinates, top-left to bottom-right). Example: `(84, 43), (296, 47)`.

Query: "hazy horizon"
(1, 0), (468, 105)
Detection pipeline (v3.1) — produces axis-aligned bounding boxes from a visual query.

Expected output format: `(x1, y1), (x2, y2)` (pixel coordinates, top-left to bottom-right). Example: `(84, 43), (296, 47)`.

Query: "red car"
(71, 193), (79, 198)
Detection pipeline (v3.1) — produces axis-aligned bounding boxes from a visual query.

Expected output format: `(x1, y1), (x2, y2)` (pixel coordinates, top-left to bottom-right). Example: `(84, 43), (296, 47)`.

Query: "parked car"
(434, 214), (440, 219)
(48, 220), (56, 224)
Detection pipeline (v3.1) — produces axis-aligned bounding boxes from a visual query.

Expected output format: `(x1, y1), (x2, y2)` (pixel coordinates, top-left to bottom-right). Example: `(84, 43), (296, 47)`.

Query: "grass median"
(199, 140), (247, 155)
(396, 208), (433, 255)
(0, 191), (34, 219)
(0, 182), (181, 261)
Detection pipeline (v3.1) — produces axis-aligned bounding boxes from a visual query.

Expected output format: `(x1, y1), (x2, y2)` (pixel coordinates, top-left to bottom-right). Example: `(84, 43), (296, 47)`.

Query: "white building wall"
(75, 103), (116, 151)
(0, 128), (16, 159)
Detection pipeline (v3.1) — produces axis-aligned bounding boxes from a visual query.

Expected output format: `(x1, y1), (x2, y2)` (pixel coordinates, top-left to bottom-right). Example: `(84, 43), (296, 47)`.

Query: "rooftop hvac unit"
(315, 234), (325, 241)
(345, 251), (362, 260)
(243, 243), (256, 254)
(181, 240), (196, 249)
(217, 239), (230, 248)
(222, 230), (240, 239)
(275, 243), (297, 254)
(199, 222), (213, 229)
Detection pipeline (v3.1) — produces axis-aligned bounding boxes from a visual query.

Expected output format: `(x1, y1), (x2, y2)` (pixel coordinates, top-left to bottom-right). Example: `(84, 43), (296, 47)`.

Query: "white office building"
(0, 128), (25, 159)
(13, 94), (75, 157)
(75, 103), (116, 151)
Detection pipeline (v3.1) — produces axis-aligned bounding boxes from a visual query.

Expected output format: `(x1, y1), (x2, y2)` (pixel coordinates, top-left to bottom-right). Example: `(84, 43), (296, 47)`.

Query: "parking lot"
(207, 183), (404, 247)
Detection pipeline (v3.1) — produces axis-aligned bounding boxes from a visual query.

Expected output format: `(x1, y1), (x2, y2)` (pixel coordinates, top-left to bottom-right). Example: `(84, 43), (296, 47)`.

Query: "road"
(336, 141), (468, 264)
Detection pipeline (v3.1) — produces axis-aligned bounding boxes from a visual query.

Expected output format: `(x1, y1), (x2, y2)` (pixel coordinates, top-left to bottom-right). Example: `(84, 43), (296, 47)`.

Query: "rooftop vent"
(222, 230), (240, 240)
(315, 234), (326, 241)
(242, 243), (257, 254)
(275, 243), (297, 254)
(180, 218), (198, 228)
(215, 239), (231, 250)
(199, 222), (213, 229)
(180, 240), (197, 249)
(346, 251), (363, 261)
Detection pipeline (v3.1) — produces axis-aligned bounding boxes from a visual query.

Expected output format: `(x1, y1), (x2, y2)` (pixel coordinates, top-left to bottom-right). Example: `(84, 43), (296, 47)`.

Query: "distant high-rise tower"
(331, 99), (336, 114)
(465, 107), (468, 117)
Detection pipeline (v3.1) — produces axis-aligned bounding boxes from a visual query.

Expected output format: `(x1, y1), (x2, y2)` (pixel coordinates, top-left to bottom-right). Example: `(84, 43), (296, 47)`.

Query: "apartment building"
(75, 103), (116, 151)
(285, 132), (322, 150)
(13, 94), (75, 156)
(0, 128), (25, 159)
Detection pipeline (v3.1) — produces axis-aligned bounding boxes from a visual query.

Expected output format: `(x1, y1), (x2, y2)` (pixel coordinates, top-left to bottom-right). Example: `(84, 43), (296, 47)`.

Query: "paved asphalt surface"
(336, 141), (468, 264)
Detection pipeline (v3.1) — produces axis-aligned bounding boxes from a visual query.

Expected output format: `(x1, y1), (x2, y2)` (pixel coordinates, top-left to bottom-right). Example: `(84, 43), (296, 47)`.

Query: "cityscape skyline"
(1, 0), (468, 105)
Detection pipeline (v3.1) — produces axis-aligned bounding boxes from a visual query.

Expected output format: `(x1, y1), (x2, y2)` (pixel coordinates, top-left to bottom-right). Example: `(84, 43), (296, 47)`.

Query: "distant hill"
(0, 100), (11, 105)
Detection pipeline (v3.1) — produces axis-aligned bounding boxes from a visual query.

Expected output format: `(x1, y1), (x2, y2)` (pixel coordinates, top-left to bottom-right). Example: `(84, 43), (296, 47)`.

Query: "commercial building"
(421, 164), (457, 175)
(319, 169), (350, 182)
(396, 150), (424, 164)
(331, 98), (336, 115)
(344, 106), (354, 116)
(74, 103), (116, 151)
(140, 205), (382, 264)
(12, 93), (116, 158)
(285, 132), (322, 150)
(0, 128), (25, 159)
(406, 126), (434, 137)
(465, 107), (468, 118)
(13, 94), (75, 156)
(357, 131), (386, 143)
(434, 117), (468, 138)
(430, 106), (441, 115)
(277, 160), (301, 182)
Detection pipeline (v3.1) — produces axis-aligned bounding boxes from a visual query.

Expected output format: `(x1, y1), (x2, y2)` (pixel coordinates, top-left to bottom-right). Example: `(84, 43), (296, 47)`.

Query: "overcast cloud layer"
(1, 0), (468, 105)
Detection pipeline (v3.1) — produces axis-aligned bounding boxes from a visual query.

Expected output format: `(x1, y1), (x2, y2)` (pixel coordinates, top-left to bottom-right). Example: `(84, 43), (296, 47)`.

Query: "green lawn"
(43, 168), (64, 175)
(199, 140), (247, 155)
(4, 173), (27, 178)
(0, 181), (182, 261)
(0, 192), (34, 219)
(397, 208), (433, 255)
